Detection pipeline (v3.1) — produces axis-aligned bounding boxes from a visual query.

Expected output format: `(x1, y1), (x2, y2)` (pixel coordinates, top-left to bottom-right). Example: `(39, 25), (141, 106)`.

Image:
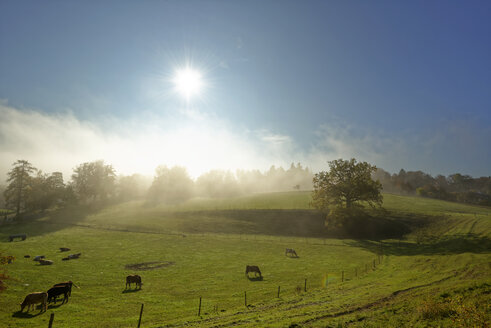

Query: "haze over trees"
(148, 165), (194, 204)
(25, 171), (65, 212)
(116, 174), (151, 202)
(71, 160), (116, 205)
(196, 170), (241, 198)
(1, 157), (489, 221)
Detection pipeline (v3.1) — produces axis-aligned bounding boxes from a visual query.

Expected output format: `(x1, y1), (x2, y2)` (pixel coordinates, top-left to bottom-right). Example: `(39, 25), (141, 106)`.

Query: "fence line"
(183, 254), (384, 322)
(43, 254), (385, 325)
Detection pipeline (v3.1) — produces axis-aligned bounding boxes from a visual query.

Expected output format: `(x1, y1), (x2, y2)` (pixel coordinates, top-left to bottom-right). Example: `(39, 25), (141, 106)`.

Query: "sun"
(173, 67), (203, 101)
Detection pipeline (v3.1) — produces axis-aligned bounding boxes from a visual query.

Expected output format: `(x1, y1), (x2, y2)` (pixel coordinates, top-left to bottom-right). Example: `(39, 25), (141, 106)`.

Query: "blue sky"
(0, 0), (490, 178)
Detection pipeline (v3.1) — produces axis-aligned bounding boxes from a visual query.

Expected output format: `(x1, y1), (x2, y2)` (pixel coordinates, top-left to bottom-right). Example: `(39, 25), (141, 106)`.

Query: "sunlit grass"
(0, 192), (489, 327)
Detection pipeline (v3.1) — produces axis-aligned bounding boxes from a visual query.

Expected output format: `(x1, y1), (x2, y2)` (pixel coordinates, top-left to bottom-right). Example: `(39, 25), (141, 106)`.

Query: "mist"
(1, 102), (489, 185)
(0, 102), (303, 180)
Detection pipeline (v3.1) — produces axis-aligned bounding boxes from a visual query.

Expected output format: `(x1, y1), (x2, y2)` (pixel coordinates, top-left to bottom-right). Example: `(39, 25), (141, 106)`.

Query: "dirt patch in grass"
(125, 261), (175, 271)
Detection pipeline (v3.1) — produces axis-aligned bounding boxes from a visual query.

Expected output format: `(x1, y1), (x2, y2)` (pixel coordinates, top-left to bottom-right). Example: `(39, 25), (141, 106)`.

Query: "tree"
(196, 170), (241, 198)
(3, 160), (36, 218)
(116, 174), (150, 202)
(25, 170), (48, 212)
(311, 158), (382, 225)
(0, 184), (6, 209)
(71, 161), (116, 205)
(148, 166), (194, 204)
(26, 171), (66, 211)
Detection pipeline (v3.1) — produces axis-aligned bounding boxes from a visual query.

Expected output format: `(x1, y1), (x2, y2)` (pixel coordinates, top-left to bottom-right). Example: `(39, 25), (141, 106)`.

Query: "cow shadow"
(12, 309), (45, 318)
(246, 276), (264, 282)
(47, 303), (64, 309)
(0, 205), (100, 239)
(122, 288), (141, 293)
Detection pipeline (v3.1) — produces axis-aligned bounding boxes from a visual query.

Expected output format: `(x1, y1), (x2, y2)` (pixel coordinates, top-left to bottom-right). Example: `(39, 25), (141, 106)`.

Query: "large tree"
(26, 171), (65, 211)
(148, 166), (194, 204)
(4, 160), (36, 218)
(71, 160), (116, 204)
(311, 158), (382, 224)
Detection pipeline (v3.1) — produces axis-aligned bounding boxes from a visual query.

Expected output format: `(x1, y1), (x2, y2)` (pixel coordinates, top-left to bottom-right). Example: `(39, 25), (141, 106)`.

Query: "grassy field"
(0, 192), (490, 327)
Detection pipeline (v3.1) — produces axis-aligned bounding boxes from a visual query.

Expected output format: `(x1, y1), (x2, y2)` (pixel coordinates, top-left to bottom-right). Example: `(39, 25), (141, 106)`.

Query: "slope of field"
(0, 192), (490, 327)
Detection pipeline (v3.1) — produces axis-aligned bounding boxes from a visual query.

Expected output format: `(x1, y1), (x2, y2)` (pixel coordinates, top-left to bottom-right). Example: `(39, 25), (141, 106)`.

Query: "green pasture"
(0, 192), (490, 327)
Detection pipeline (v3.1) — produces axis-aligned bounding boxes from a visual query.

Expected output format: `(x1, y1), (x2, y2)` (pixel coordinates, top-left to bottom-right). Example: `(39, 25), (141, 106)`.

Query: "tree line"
(0, 160), (314, 218)
(1, 159), (489, 220)
(373, 168), (491, 206)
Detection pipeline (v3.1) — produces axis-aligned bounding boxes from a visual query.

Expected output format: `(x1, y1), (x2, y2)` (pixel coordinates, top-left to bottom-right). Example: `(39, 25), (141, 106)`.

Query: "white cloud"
(0, 102), (488, 183)
(0, 103), (296, 180)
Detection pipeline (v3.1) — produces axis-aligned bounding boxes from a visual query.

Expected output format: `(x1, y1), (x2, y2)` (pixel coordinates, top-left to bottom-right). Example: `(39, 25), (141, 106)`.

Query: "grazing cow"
(24, 255), (30, 258)
(285, 248), (298, 257)
(47, 285), (70, 304)
(33, 255), (45, 261)
(59, 247), (70, 252)
(245, 265), (262, 277)
(68, 253), (81, 259)
(20, 292), (47, 312)
(39, 259), (53, 265)
(53, 281), (79, 296)
(9, 234), (27, 242)
(126, 275), (142, 289)
(62, 257), (70, 261)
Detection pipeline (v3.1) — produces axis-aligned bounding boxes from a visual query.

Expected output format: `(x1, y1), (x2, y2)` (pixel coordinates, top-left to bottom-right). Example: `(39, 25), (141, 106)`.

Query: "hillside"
(0, 192), (489, 327)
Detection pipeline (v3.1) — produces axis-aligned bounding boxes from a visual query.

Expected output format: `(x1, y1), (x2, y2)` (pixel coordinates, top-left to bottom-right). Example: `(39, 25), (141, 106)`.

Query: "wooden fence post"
(304, 278), (307, 292)
(137, 303), (144, 328)
(244, 291), (247, 307)
(48, 313), (55, 328)
(355, 268), (358, 278)
(277, 286), (281, 298)
(342, 271), (344, 282)
(373, 259), (376, 269)
(198, 297), (202, 316)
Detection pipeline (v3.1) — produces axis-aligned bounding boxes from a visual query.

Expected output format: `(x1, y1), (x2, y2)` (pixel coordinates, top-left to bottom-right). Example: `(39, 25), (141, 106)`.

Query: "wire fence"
(45, 252), (385, 327)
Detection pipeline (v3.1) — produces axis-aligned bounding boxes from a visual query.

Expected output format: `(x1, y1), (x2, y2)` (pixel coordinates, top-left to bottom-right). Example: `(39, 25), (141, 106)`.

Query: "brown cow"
(125, 275), (142, 289)
(245, 265), (262, 277)
(20, 292), (47, 312)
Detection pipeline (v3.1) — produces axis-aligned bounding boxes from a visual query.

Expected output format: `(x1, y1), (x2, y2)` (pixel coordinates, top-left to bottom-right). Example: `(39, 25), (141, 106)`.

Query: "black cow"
(245, 265), (262, 277)
(47, 285), (70, 304)
(53, 281), (78, 296)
